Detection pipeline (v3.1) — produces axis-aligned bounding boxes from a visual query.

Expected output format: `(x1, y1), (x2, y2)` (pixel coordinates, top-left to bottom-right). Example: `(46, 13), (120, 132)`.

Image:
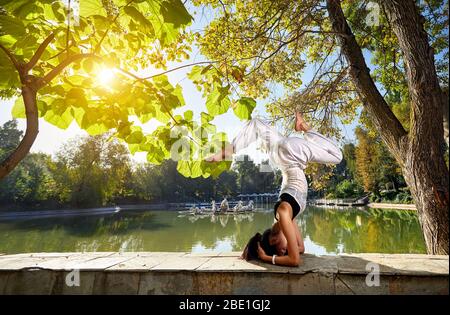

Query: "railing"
(309, 197), (369, 206)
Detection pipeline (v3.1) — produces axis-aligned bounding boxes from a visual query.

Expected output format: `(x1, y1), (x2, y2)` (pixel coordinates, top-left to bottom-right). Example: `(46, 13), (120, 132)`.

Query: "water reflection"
(0, 206), (426, 255)
(299, 207), (425, 254)
(181, 212), (254, 226)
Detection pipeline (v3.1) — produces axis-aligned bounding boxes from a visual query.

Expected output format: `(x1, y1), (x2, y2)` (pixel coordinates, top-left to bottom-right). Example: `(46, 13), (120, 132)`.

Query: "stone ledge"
(0, 252), (448, 294)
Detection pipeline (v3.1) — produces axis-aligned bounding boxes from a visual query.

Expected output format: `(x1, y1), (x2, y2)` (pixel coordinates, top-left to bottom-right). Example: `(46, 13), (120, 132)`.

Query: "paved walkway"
(0, 252), (448, 294)
(368, 203), (416, 210)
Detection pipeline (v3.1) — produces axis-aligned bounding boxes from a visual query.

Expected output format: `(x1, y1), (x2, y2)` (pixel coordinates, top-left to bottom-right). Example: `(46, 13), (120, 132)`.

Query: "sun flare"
(97, 68), (115, 86)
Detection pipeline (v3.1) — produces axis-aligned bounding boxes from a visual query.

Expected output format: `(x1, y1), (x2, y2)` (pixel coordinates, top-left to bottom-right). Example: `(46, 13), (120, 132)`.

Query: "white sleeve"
(302, 129), (343, 164)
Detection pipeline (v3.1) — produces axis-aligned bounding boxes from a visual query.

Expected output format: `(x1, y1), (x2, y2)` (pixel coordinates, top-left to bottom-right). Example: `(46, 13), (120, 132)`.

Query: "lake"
(0, 206), (426, 255)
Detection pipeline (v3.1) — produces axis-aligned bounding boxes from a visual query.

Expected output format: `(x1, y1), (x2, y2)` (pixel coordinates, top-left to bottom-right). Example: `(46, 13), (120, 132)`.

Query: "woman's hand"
(257, 242), (268, 261)
(205, 143), (234, 162)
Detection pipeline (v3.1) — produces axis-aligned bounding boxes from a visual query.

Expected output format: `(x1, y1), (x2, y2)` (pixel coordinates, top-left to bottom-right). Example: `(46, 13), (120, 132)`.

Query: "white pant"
(232, 118), (343, 213)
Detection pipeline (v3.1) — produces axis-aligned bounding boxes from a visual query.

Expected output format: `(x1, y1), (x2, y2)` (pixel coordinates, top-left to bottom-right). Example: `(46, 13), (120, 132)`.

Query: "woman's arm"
(259, 204), (301, 267)
(293, 220), (305, 254)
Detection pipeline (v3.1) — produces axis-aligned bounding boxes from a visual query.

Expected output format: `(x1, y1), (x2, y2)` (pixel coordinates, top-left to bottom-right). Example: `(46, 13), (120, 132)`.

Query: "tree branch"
(0, 43), (22, 71)
(140, 61), (216, 80)
(65, 0), (71, 58)
(94, 0), (136, 54)
(24, 32), (56, 72)
(38, 53), (97, 88)
(326, 0), (407, 161)
(377, 0), (446, 145)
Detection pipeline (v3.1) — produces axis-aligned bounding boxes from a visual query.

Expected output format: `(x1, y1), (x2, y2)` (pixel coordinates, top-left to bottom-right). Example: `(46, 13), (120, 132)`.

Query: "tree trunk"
(442, 89), (449, 146)
(327, 0), (449, 254)
(403, 155), (449, 254)
(379, 0), (449, 255)
(0, 35), (86, 180)
(0, 85), (39, 179)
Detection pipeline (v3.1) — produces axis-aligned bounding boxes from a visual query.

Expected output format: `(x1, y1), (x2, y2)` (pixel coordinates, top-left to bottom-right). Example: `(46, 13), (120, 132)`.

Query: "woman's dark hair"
(241, 228), (278, 261)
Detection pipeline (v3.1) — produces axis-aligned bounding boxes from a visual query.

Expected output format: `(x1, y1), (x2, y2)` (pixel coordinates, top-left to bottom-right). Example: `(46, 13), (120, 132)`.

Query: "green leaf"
(176, 160), (202, 178)
(233, 97), (256, 120)
(146, 145), (165, 165)
(147, 13), (179, 46)
(80, 108), (109, 135)
(183, 110), (193, 121)
(159, 0), (193, 28)
(210, 160), (232, 178)
(128, 143), (140, 155)
(65, 75), (89, 86)
(50, 2), (66, 22)
(200, 112), (216, 135)
(79, 0), (106, 17)
(13, 1), (43, 19)
(65, 88), (88, 107)
(206, 86), (231, 116)
(126, 130), (144, 144)
(0, 0), (29, 12)
(82, 59), (94, 73)
(44, 108), (73, 130)
(91, 15), (110, 31)
(0, 34), (17, 47)
(212, 132), (228, 142)
(124, 6), (154, 34)
(155, 105), (171, 123)
(153, 74), (172, 89)
(72, 107), (85, 126)
(37, 100), (48, 117)
(201, 64), (213, 74)
(11, 97), (25, 119)
(201, 111), (214, 124)
(0, 15), (26, 37)
(85, 123), (109, 135)
(170, 135), (191, 161)
(173, 84), (185, 106)
(187, 66), (203, 82)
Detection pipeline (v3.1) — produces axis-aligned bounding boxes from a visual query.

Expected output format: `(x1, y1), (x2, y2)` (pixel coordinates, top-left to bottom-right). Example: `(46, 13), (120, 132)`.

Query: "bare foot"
(294, 112), (311, 132)
(205, 143), (234, 162)
(205, 150), (224, 162)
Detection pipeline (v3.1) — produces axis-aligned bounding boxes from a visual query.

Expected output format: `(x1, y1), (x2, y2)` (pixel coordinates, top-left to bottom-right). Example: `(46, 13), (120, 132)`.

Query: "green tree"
(355, 126), (406, 197)
(335, 179), (363, 199)
(213, 170), (238, 199)
(0, 119), (22, 160)
(355, 127), (379, 192)
(308, 142), (363, 199)
(342, 143), (356, 179)
(233, 155), (281, 194)
(126, 163), (163, 202)
(53, 133), (131, 207)
(0, 120), (57, 206)
(0, 0), (238, 180)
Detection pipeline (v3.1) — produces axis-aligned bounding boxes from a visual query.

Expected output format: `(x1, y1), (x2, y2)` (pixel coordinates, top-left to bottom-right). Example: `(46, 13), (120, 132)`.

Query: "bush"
(394, 191), (413, 204)
(369, 194), (381, 203)
(335, 180), (362, 198)
(326, 192), (337, 199)
(380, 190), (397, 201)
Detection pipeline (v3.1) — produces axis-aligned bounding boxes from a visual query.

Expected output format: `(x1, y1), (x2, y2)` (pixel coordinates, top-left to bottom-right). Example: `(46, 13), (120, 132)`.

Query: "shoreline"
(0, 202), (418, 220)
(367, 203), (416, 210)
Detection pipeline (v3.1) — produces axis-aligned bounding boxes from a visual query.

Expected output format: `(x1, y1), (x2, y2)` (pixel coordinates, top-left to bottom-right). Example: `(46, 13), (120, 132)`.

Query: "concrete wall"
(0, 252), (447, 295)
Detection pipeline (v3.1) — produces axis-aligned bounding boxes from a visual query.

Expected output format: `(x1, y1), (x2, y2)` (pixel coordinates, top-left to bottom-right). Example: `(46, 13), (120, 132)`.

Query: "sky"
(0, 4), (358, 165)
